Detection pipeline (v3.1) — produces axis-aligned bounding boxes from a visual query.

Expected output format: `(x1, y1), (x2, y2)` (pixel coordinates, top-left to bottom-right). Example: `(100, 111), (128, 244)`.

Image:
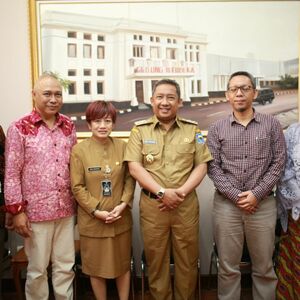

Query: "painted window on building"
(83, 44), (92, 58)
(150, 36), (160, 43)
(67, 31), (77, 38)
(191, 80), (195, 94)
(97, 46), (105, 59)
(84, 81), (91, 94)
(68, 44), (77, 58)
(84, 69), (91, 76)
(97, 69), (104, 76)
(134, 34), (143, 41)
(84, 33), (92, 40)
(133, 45), (144, 57)
(166, 48), (176, 59)
(68, 69), (76, 76)
(197, 80), (202, 93)
(97, 81), (104, 94)
(150, 47), (160, 59)
(68, 82), (76, 95)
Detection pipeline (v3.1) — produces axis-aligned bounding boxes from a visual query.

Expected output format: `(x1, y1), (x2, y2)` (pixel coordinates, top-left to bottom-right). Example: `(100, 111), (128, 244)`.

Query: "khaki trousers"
(24, 216), (75, 300)
(140, 192), (199, 300)
(213, 192), (277, 300)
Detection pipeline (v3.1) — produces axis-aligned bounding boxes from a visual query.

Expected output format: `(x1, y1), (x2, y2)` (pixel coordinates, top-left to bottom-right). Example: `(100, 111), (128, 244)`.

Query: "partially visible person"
(276, 122), (300, 300)
(125, 79), (212, 299)
(0, 126), (13, 230)
(0, 125), (8, 295)
(0, 125), (6, 223)
(5, 73), (77, 300)
(207, 71), (286, 300)
(71, 101), (135, 300)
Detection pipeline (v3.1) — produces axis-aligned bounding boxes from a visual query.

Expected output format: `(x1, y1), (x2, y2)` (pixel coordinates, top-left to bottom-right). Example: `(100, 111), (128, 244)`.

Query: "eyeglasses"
(227, 85), (253, 94)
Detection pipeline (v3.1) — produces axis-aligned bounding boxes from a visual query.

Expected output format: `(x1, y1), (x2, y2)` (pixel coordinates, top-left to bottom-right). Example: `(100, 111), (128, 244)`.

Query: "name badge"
(88, 166), (101, 172)
(101, 179), (112, 197)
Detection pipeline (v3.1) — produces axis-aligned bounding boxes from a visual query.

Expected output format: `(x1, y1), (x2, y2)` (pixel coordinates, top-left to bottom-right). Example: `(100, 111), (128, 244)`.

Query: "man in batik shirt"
(5, 73), (77, 300)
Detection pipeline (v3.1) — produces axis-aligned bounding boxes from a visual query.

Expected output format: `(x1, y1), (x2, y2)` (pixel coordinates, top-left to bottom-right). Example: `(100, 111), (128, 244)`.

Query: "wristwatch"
(156, 187), (165, 199)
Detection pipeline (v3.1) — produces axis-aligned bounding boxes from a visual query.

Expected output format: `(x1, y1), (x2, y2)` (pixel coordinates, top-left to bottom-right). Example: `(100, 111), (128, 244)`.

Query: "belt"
(142, 188), (159, 200)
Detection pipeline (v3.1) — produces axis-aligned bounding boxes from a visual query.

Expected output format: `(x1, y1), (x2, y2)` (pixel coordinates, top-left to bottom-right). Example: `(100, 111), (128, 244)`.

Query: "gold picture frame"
(28, 0), (300, 140)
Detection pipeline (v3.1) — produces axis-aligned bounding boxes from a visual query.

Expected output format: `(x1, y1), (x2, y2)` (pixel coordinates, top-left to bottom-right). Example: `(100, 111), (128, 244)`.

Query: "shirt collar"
(30, 109), (65, 128)
(230, 108), (260, 125)
(152, 115), (180, 129)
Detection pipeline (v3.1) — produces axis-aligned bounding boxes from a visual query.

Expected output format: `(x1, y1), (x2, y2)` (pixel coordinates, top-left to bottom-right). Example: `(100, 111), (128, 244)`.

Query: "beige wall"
(0, 0), (215, 275)
(0, 0), (32, 132)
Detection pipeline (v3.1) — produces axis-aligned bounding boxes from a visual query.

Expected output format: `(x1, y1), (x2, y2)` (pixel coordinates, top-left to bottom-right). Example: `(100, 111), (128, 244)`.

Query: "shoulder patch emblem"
(195, 132), (205, 144)
(134, 119), (152, 126)
(180, 118), (198, 125)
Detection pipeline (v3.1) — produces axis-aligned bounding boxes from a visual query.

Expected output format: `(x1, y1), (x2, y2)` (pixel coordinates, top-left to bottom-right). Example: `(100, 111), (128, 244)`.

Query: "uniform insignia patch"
(143, 139), (156, 144)
(88, 166), (101, 172)
(195, 132), (205, 144)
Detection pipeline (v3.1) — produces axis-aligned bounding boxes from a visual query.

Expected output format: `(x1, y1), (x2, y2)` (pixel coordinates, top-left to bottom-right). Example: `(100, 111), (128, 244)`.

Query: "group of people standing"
(1, 71), (299, 300)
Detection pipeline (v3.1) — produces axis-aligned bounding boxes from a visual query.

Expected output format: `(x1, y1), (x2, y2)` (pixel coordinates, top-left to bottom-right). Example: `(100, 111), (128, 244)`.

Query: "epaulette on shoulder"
(134, 119), (153, 126)
(179, 117), (198, 125)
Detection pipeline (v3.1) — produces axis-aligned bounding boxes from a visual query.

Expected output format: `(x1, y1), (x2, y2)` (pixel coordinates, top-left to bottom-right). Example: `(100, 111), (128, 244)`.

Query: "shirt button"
(245, 155), (247, 158)
(244, 170), (246, 173)
(245, 141), (248, 145)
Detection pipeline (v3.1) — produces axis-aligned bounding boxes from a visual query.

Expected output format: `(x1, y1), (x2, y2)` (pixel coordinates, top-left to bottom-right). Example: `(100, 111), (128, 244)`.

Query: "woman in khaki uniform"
(70, 101), (135, 300)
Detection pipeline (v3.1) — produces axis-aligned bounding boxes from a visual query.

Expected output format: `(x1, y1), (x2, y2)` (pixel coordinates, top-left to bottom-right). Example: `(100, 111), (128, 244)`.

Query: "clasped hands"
(94, 202), (127, 224)
(158, 188), (185, 212)
(236, 191), (258, 214)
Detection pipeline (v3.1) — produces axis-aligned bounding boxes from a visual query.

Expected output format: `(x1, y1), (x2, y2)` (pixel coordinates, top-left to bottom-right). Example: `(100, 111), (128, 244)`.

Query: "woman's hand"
(105, 202), (127, 224)
(93, 210), (110, 221)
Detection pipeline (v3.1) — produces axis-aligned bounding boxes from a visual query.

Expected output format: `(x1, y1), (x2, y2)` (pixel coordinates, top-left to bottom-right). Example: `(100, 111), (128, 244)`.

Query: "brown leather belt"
(142, 188), (159, 200)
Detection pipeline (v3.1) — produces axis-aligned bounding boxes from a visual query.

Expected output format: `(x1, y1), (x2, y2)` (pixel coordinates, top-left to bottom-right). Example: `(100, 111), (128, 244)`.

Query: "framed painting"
(29, 0), (300, 139)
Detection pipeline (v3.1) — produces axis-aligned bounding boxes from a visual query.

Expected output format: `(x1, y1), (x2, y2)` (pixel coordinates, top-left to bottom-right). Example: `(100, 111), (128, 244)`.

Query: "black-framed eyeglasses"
(227, 85), (253, 94)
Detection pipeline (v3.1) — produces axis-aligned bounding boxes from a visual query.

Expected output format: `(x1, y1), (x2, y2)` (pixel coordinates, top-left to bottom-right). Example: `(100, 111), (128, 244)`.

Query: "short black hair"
(227, 71), (256, 89)
(152, 79), (181, 99)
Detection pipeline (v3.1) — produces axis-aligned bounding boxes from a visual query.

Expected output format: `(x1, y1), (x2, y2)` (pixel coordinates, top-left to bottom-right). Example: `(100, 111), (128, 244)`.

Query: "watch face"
(157, 192), (164, 198)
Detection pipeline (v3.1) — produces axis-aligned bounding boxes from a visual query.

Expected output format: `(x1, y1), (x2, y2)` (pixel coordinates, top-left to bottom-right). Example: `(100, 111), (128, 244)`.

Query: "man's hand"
(237, 191), (258, 214)
(158, 189), (185, 211)
(13, 212), (32, 238)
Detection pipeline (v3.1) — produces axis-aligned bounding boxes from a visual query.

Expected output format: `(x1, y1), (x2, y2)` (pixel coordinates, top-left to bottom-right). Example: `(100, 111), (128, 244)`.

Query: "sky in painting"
(40, 1), (300, 61)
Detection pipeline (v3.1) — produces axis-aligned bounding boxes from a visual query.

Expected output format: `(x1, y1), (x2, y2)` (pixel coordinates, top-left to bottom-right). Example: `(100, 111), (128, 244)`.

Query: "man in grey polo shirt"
(207, 71), (286, 300)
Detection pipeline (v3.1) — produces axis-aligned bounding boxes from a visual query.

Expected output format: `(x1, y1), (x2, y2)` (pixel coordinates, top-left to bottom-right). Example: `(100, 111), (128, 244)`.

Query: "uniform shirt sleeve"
(194, 128), (213, 166)
(207, 123), (242, 203)
(4, 124), (25, 205)
(70, 146), (101, 215)
(120, 163), (136, 208)
(251, 118), (286, 201)
(124, 126), (143, 163)
(120, 142), (136, 207)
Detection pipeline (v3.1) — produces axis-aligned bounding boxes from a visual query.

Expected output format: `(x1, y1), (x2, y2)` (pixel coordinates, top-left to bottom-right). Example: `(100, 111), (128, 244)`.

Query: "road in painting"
(71, 91), (298, 132)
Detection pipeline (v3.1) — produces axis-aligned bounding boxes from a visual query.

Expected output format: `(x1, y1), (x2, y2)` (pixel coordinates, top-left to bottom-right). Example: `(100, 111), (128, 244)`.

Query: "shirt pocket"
(174, 143), (195, 169)
(254, 136), (271, 159)
(142, 144), (160, 170)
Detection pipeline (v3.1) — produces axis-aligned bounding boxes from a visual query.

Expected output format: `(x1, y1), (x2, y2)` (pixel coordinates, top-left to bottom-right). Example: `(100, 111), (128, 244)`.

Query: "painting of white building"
(41, 10), (208, 107)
